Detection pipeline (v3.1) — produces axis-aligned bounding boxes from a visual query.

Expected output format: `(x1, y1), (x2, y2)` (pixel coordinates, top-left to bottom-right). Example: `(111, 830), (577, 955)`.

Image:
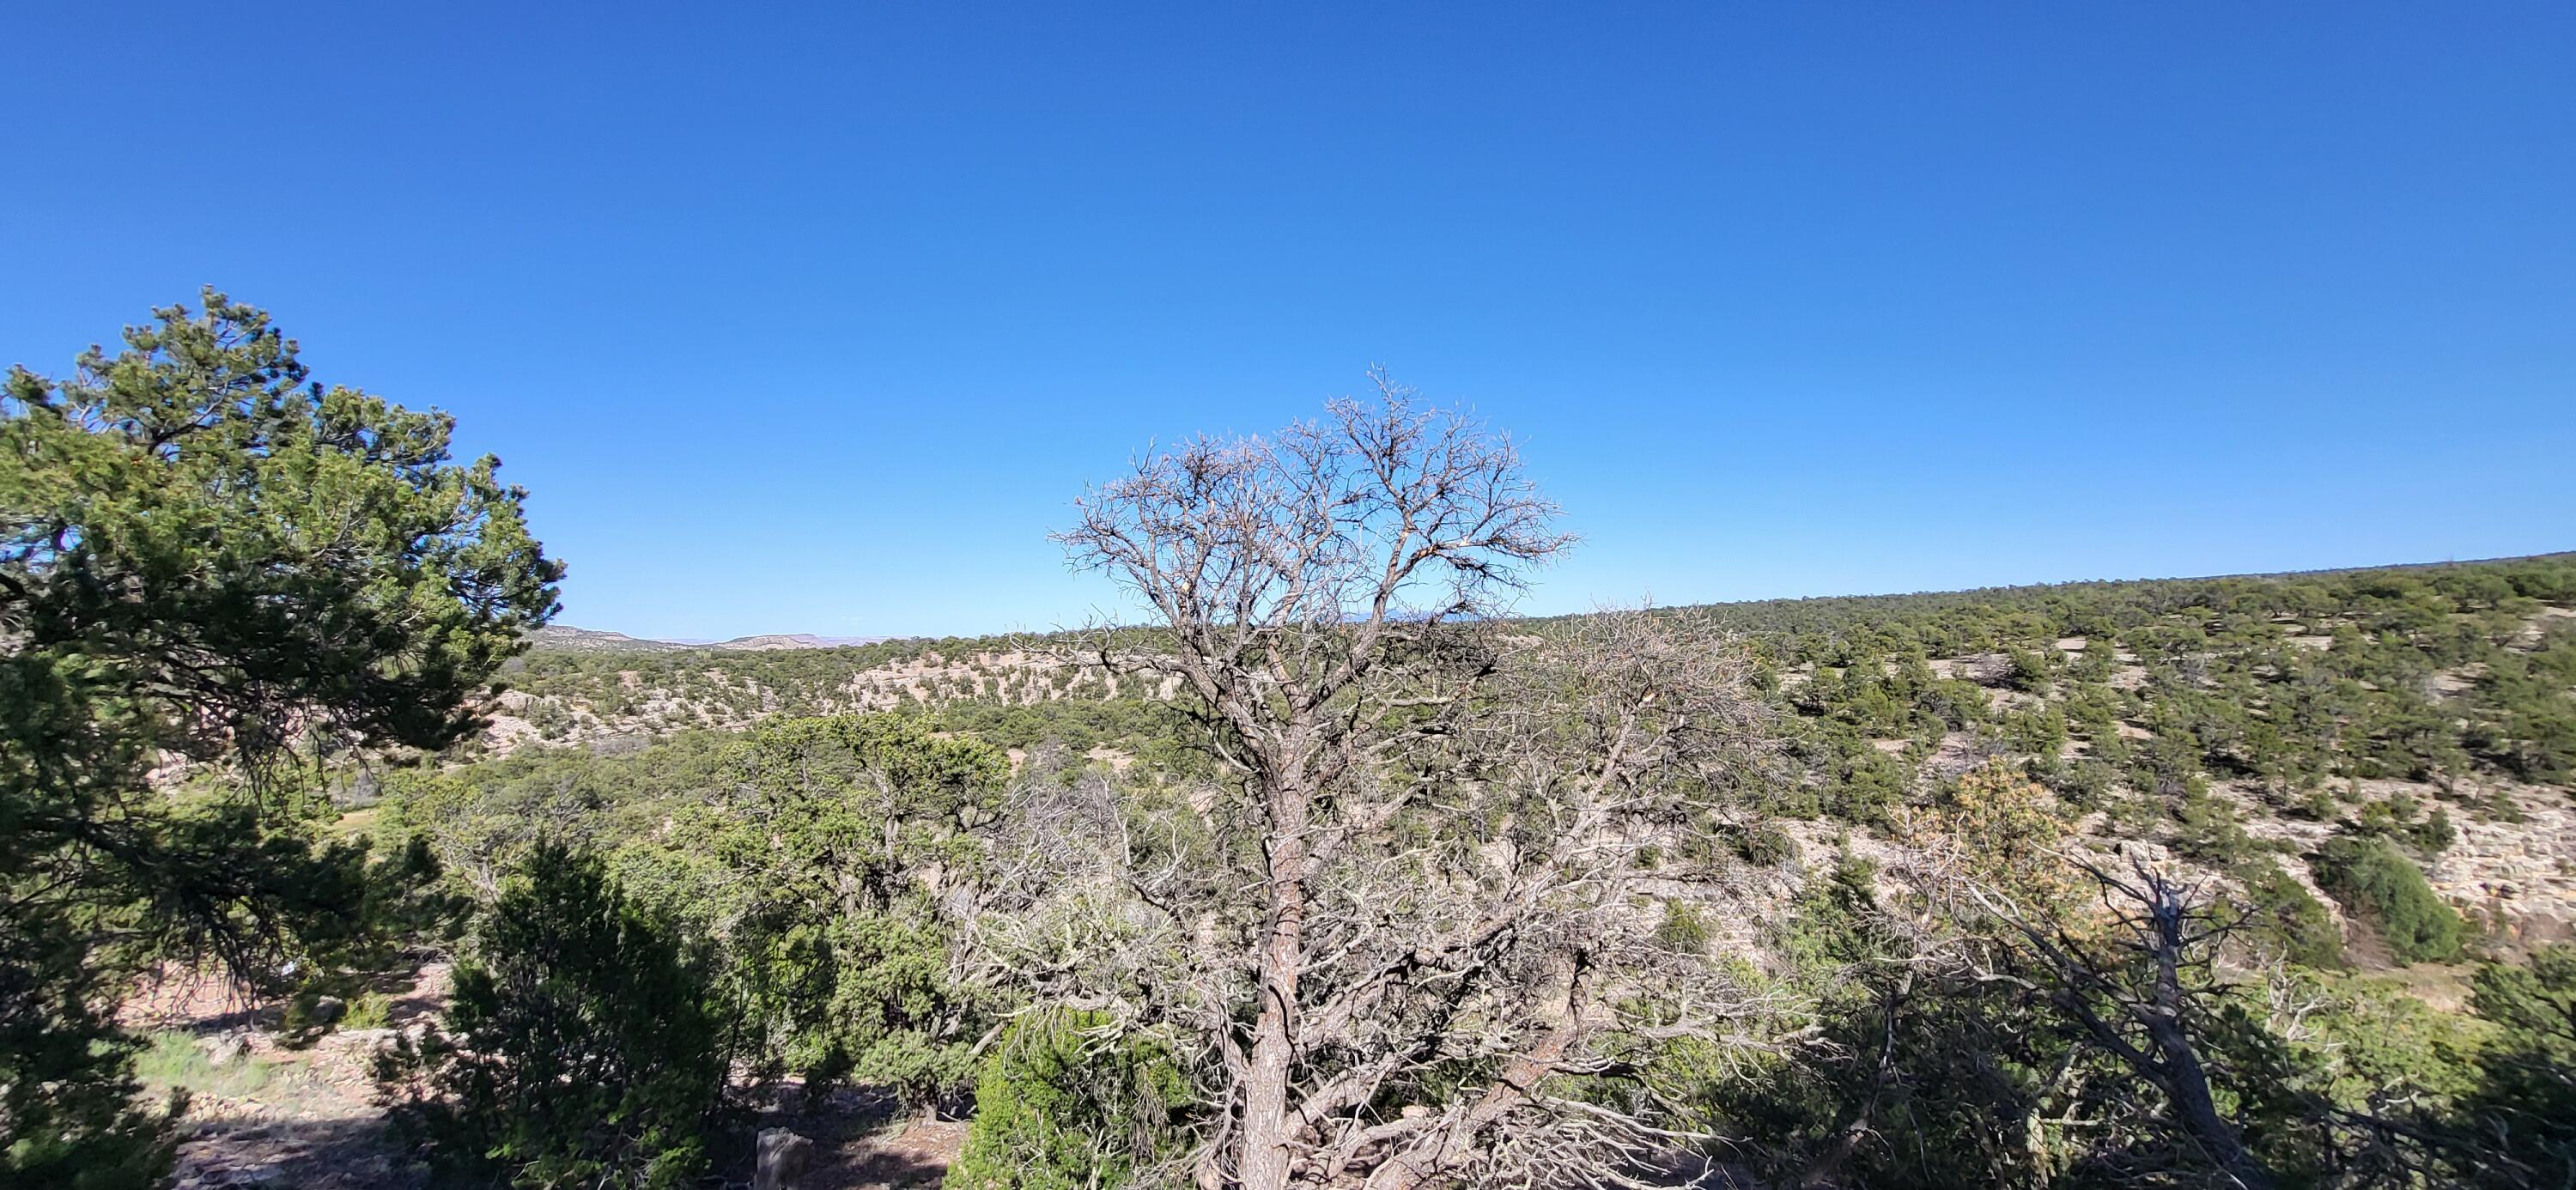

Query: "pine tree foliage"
(610, 714), (1012, 1108)
(0, 291), (559, 1184)
(374, 845), (734, 1188)
(945, 1010), (1186, 1190)
(2312, 836), (2463, 963)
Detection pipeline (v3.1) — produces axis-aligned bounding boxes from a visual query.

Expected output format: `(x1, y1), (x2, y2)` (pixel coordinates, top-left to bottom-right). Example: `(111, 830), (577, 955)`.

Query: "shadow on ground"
(757, 1085), (965, 1190)
(173, 1114), (418, 1190)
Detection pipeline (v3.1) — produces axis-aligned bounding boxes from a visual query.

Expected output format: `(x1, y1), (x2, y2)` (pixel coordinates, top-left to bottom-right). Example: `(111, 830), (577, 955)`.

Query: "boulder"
(199, 1034), (248, 1066)
(754, 1127), (813, 1190)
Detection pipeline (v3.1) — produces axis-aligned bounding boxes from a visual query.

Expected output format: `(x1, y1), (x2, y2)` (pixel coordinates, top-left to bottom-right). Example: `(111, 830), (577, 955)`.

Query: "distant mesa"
(526, 626), (895, 653)
(700, 633), (896, 652)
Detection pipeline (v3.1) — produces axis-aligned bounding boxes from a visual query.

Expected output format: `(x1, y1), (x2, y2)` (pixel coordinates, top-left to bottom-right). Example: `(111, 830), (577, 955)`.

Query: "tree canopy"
(0, 290), (560, 1183)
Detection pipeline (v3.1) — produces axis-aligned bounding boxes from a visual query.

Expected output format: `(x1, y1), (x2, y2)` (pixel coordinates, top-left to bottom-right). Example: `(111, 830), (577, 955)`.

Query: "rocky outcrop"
(755, 1128), (814, 1190)
(2427, 785), (2576, 948)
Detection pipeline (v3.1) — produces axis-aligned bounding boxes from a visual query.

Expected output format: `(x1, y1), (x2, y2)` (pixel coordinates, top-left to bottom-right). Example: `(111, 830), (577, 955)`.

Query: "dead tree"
(1048, 380), (1770, 1189)
(1959, 855), (2280, 1190)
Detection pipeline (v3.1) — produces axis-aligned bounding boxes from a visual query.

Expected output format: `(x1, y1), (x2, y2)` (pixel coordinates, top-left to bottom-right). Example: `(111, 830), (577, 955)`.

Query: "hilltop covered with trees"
(477, 550), (2576, 948)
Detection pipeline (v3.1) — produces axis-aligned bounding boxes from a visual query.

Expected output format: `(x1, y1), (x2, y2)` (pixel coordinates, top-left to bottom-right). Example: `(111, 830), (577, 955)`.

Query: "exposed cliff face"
(2429, 785), (2576, 947)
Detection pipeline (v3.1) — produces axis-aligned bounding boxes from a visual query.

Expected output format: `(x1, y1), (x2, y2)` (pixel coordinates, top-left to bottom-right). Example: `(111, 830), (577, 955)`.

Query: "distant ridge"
(526, 626), (897, 653)
(526, 552), (2572, 656)
(696, 633), (897, 652)
(525, 626), (689, 653)
(1625, 550), (2576, 618)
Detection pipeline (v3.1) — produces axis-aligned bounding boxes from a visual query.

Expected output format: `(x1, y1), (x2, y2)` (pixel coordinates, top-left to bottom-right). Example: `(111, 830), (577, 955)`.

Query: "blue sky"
(5, 4), (2570, 640)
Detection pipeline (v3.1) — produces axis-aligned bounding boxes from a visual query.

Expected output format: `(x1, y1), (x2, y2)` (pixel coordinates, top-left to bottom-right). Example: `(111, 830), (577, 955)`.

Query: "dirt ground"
(762, 1090), (965, 1190)
(125, 963), (963, 1189)
(119, 962), (441, 1188)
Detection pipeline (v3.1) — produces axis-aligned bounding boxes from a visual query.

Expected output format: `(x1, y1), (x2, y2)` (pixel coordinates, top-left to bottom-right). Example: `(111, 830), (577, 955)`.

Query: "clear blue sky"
(5, 4), (2570, 640)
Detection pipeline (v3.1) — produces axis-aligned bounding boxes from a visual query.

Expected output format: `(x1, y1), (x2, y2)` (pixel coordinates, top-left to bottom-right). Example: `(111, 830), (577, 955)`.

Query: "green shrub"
(375, 845), (736, 1188)
(946, 1011), (1186, 1190)
(2239, 863), (2344, 970)
(2293, 786), (2340, 822)
(2004, 647), (2051, 692)
(2312, 836), (2463, 963)
(2453, 945), (2576, 1186)
(2286, 972), (2488, 1110)
(1656, 901), (1716, 955)
(2051, 757), (2117, 810)
(2410, 808), (2458, 853)
(2173, 792), (2257, 865)
(342, 991), (394, 1031)
(2353, 795), (2458, 854)
(1727, 822), (1799, 868)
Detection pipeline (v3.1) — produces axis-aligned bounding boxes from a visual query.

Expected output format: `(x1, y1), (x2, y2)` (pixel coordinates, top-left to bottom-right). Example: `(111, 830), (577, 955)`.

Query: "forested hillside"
(479, 555), (2576, 942)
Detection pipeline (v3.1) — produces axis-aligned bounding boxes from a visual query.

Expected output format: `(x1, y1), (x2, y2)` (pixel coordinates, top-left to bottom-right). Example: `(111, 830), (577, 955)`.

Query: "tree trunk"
(2150, 1017), (2275, 1190)
(1238, 796), (1309, 1190)
(2148, 926), (2275, 1190)
(1797, 974), (1911, 1188)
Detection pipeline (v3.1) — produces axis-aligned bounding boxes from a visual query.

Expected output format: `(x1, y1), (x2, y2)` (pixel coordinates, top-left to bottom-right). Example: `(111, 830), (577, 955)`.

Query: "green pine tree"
(1, 290), (561, 1183)
(374, 845), (735, 1187)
